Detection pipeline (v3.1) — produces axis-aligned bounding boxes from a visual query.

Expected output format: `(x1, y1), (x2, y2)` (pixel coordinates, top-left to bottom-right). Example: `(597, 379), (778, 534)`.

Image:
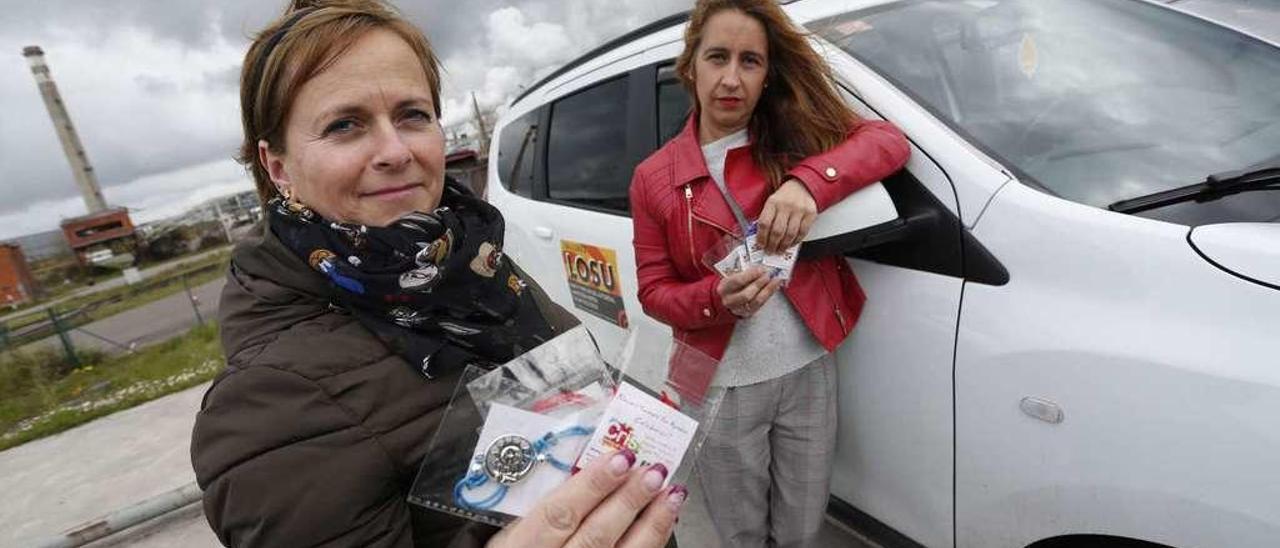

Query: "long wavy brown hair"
(676, 0), (860, 188)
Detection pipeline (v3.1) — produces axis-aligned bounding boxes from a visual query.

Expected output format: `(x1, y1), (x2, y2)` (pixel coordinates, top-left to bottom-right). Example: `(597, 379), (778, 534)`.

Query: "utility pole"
(213, 201), (234, 243)
(471, 92), (491, 157)
(183, 274), (204, 326)
(47, 308), (80, 368)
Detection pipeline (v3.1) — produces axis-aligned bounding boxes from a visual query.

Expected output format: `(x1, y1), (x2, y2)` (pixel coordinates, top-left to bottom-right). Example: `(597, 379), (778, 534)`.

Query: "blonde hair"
(676, 0), (859, 188)
(238, 0), (442, 202)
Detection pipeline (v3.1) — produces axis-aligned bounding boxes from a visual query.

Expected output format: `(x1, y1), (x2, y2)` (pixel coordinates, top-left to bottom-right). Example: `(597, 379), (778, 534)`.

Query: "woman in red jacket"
(629, 1), (910, 545)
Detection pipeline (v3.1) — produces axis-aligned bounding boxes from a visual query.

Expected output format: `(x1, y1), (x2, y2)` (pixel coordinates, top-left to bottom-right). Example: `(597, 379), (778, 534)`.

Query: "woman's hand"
(757, 178), (818, 254)
(488, 451), (687, 548)
(717, 266), (783, 318)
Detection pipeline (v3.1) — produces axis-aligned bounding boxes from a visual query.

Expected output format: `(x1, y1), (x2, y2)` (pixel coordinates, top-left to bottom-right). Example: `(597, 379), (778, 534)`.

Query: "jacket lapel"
(668, 114), (758, 237)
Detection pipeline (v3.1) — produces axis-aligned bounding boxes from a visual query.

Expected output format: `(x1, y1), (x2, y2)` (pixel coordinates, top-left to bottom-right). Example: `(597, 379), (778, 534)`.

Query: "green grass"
(0, 323), (224, 452)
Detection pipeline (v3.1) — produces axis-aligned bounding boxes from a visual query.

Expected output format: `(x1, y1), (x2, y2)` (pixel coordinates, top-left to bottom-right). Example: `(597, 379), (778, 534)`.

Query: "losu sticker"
(560, 241), (629, 327)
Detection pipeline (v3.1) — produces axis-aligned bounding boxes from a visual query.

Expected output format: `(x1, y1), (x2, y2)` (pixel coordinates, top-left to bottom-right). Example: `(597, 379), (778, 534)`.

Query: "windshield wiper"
(1108, 159), (1280, 214)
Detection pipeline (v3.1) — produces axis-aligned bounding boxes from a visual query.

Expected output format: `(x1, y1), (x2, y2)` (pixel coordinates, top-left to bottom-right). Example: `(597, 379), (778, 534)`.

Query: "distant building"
(446, 148), (487, 198)
(12, 229), (72, 261)
(0, 243), (38, 306)
(60, 207), (137, 266)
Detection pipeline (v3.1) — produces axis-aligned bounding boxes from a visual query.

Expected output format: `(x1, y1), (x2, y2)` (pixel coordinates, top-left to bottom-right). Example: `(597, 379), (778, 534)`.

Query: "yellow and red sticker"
(560, 240), (628, 328)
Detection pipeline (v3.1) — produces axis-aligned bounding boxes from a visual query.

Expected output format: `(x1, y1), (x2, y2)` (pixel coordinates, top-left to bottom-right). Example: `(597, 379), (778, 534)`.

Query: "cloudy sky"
(0, 0), (690, 240)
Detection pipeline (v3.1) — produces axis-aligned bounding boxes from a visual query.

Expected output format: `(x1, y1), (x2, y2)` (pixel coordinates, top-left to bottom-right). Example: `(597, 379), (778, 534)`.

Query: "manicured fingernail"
(609, 450), (636, 476)
(667, 484), (688, 509)
(644, 463), (668, 492)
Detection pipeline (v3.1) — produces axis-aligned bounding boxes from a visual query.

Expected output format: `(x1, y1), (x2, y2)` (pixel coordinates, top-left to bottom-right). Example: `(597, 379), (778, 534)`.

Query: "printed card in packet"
(585, 321), (725, 490)
(703, 222), (800, 283)
(743, 222), (801, 283)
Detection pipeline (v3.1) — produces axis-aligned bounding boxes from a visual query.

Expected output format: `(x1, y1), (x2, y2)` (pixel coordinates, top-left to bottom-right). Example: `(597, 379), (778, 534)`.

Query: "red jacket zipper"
(684, 185), (699, 271)
(824, 266), (849, 334)
(685, 183), (738, 273)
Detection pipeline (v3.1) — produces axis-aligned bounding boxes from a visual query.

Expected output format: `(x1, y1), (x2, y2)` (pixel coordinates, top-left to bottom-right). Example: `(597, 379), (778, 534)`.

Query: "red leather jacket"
(629, 115), (910, 395)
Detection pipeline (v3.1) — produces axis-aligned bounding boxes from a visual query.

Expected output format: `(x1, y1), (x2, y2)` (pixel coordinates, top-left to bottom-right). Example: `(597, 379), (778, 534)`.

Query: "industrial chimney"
(23, 45), (108, 214)
(24, 45), (137, 267)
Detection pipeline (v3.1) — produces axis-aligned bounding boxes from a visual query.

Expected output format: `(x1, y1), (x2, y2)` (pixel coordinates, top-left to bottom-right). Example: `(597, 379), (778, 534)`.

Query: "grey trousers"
(695, 353), (838, 548)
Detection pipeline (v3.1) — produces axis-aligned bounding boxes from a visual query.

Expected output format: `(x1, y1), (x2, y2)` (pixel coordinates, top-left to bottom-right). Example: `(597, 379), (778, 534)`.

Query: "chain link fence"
(0, 261), (221, 363)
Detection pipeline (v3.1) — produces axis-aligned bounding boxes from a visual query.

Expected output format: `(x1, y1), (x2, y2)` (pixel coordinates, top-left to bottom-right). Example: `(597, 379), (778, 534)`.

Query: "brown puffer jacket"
(191, 224), (579, 547)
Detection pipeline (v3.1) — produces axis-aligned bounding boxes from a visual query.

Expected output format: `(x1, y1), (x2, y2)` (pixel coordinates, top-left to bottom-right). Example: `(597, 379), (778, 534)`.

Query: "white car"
(486, 1), (1280, 547)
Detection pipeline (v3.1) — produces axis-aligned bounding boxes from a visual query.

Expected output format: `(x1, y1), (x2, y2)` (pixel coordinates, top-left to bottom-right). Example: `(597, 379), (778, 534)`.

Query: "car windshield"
(811, 0), (1280, 222)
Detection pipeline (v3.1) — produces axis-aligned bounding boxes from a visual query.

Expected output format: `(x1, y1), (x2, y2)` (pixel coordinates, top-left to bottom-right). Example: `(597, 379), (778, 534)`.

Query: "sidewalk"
(0, 383), (215, 548)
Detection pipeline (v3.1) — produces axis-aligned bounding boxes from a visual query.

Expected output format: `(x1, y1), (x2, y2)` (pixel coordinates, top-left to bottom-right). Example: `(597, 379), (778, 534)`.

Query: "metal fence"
(0, 261), (221, 363)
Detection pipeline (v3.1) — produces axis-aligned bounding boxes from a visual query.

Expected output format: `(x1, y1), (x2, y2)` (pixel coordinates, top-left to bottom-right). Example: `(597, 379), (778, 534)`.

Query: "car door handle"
(533, 227), (554, 240)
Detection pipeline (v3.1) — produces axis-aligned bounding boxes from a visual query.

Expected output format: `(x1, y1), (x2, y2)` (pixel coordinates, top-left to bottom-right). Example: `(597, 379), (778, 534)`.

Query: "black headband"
(250, 7), (317, 117)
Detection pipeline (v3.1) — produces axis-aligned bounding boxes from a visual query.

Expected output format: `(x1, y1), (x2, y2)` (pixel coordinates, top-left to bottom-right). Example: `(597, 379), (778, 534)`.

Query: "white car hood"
(1188, 222), (1280, 289)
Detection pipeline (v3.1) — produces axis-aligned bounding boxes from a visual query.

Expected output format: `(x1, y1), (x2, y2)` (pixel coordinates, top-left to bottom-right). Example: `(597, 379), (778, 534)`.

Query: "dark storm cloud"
(0, 0), (691, 236)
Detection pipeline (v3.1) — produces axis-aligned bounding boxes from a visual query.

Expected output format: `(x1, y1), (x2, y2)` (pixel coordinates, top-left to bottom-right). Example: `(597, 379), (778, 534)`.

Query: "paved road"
(0, 246), (231, 325)
(23, 277), (224, 356)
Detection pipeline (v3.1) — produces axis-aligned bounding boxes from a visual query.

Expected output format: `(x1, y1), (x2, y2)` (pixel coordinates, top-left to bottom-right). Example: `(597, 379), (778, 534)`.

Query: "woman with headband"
(190, 2), (685, 546)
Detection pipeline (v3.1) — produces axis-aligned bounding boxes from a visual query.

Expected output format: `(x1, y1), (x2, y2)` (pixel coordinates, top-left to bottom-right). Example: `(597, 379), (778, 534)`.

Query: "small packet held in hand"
(702, 231), (749, 277)
(585, 322), (725, 490)
(705, 222), (801, 282)
(409, 326), (615, 527)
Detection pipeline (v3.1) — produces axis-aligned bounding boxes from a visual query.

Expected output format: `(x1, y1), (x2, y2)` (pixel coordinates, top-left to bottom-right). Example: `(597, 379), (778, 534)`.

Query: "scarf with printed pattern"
(268, 178), (558, 378)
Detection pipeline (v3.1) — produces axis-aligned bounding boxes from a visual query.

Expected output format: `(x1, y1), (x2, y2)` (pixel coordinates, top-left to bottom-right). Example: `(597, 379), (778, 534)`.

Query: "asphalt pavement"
(0, 247), (231, 326)
(23, 278), (224, 356)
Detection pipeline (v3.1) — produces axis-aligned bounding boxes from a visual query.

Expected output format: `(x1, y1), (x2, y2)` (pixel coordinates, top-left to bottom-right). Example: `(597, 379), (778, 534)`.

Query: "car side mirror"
(801, 180), (923, 258)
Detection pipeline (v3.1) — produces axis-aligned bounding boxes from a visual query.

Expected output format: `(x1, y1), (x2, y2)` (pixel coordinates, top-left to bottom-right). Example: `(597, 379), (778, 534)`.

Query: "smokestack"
(23, 45), (108, 214)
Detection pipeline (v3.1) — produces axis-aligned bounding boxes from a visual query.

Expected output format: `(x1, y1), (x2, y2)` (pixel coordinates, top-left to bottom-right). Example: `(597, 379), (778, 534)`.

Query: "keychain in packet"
(409, 325), (616, 526)
(579, 321), (725, 491)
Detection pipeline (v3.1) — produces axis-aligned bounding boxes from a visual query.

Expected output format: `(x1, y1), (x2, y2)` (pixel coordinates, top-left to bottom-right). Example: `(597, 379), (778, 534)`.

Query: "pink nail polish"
(644, 463), (669, 492)
(667, 484), (688, 508)
(609, 450), (636, 476)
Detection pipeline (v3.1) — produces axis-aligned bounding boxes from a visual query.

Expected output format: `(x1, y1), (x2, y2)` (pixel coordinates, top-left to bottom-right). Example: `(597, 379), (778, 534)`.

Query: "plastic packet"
(579, 321), (725, 490)
(703, 222), (800, 283)
(702, 231), (749, 276)
(408, 325), (615, 526)
(409, 322), (725, 527)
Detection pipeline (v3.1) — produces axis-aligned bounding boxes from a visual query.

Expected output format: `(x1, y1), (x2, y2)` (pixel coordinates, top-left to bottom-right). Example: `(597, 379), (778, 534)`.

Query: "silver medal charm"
(484, 435), (536, 485)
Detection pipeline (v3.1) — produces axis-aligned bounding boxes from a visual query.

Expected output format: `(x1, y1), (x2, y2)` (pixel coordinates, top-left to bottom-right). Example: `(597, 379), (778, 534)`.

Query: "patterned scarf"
(268, 179), (558, 378)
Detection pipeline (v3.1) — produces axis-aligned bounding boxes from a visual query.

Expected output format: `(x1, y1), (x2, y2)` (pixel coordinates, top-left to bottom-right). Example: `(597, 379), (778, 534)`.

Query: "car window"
(496, 110), (538, 197)
(657, 76), (690, 145)
(810, 0), (1280, 223)
(546, 76), (632, 214)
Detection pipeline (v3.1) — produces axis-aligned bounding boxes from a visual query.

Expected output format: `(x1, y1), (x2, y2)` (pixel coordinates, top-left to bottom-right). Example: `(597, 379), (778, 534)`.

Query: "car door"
(534, 69), (656, 354)
(821, 90), (967, 548)
(491, 59), (675, 355)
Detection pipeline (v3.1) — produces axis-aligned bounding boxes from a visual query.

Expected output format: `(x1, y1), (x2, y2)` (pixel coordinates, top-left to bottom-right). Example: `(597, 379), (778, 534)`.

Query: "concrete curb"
(33, 483), (202, 548)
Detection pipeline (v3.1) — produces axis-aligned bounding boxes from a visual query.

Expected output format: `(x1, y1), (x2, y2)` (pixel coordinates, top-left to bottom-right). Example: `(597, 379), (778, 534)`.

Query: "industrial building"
(59, 207), (137, 266)
(0, 243), (38, 307)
